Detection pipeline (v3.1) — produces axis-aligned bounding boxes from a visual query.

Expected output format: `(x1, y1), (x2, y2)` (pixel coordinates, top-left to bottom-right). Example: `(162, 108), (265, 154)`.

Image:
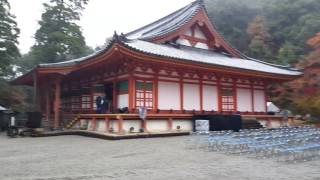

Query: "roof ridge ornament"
(195, 0), (205, 7)
(113, 31), (130, 42)
(113, 31), (119, 41)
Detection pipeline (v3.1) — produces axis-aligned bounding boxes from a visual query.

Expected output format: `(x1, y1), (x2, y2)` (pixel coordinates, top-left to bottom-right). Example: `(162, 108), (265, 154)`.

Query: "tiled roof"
(38, 0), (302, 77)
(40, 37), (302, 76)
(122, 39), (301, 76)
(126, 0), (203, 40)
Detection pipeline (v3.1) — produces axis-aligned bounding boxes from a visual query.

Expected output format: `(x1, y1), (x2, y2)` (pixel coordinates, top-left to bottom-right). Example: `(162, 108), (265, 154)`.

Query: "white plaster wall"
(176, 38), (191, 46)
(117, 94), (128, 108)
(123, 120), (141, 133)
(258, 120), (283, 129)
(147, 120), (168, 132)
(270, 121), (281, 128)
(237, 88), (252, 112)
(96, 120), (106, 132)
(184, 28), (192, 36)
(183, 83), (200, 110)
(158, 81), (180, 110)
(109, 120), (119, 132)
(258, 120), (268, 128)
(203, 85), (218, 111)
(194, 26), (207, 39)
(79, 119), (89, 130)
(87, 120), (93, 130)
(254, 90), (266, 112)
(194, 42), (209, 49)
(172, 120), (193, 131)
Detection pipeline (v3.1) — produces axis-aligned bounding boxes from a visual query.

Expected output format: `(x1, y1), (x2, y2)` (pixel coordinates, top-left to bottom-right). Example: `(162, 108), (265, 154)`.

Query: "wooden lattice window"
(221, 87), (234, 111)
(71, 96), (80, 110)
(61, 97), (71, 110)
(81, 95), (91, 109)
(135, 80), (153, 109)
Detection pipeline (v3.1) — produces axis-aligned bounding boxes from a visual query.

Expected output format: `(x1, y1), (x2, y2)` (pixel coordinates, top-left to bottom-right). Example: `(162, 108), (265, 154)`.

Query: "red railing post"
(105, 117), (110, 132)
(117, 116), (124, 133)
(92, 117), (96, 131)
(168, 117), (173, 131)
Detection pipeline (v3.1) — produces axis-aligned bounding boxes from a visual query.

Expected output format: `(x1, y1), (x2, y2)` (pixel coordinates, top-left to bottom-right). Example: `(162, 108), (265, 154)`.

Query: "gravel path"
(0, 133), (319, 180)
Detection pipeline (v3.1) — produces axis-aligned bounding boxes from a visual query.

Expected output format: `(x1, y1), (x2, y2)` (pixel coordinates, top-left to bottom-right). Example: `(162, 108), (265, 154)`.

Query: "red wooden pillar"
(112, 79), (117, 112)
(217, 77), (222, 112)
(250, 81), (255, 113)
(199, 79), (203, 112)
(92, 117), (97, 131)
(105, 117), (110, 132)
(153, 72), (159, 113)
(90, 85), (94, 111)
(168, 117), (173, 131)
(133, 78), (136, 111)
(54, 77), (61, 129)
(180, 78), (184, 111)
(233, 79), (238, 112)
(45, 82), (51, 127)
(128, 75), (135, 112)
(264, 82), (268, 113)
(33, 71), (39, 111)
(117, 116), (123, 133)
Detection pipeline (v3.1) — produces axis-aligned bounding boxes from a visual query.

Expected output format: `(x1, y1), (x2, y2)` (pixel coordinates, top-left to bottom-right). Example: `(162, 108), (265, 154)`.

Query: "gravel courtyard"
(0, 133), (320, 180)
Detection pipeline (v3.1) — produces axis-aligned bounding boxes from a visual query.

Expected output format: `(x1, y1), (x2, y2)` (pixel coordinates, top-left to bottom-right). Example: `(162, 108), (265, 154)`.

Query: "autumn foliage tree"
(293, 33), (320, 118)
(270, 33), (320, 118)
(246, 16), (274, 62)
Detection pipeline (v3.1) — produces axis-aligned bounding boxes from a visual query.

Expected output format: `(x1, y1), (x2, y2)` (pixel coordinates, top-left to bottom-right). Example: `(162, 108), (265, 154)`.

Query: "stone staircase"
(65, 114), (81, 129)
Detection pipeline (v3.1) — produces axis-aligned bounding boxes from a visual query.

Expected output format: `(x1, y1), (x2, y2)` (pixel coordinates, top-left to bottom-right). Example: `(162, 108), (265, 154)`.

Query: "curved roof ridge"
(140, 7), (200, 40)
(116, 39), (302, 76)
(126, 0), (203, 40)
(246, 57), (301, 71)
(38, 35), (302, 76)
(38, 38), (115, 68)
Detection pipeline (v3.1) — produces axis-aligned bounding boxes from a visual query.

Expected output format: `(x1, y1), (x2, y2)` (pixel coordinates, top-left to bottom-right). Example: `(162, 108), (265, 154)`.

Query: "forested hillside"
(204, 0), (320, 117)
(205, 0), (320, 65)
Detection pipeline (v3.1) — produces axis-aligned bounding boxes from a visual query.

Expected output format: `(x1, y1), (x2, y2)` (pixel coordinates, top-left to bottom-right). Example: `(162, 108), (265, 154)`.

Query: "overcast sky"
(9, 0), (194, 54)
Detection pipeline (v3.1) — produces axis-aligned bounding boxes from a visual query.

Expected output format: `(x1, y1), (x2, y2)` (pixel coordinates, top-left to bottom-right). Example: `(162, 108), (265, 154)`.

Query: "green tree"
(205, 0), (260, 52)
(247, 16), (273, 62)
(277, 42), (299, 65)
(30, 0), (90, 65)
(0, 0), (20, 78)
(265, 0), (320, 64)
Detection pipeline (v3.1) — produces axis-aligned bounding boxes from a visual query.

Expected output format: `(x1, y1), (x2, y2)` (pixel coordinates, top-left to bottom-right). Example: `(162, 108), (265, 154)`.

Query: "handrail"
(78, 113), (194, 120)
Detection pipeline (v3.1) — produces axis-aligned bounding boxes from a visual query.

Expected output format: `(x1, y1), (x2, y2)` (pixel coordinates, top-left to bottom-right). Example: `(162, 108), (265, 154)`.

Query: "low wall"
(77, 119), (193, 133)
